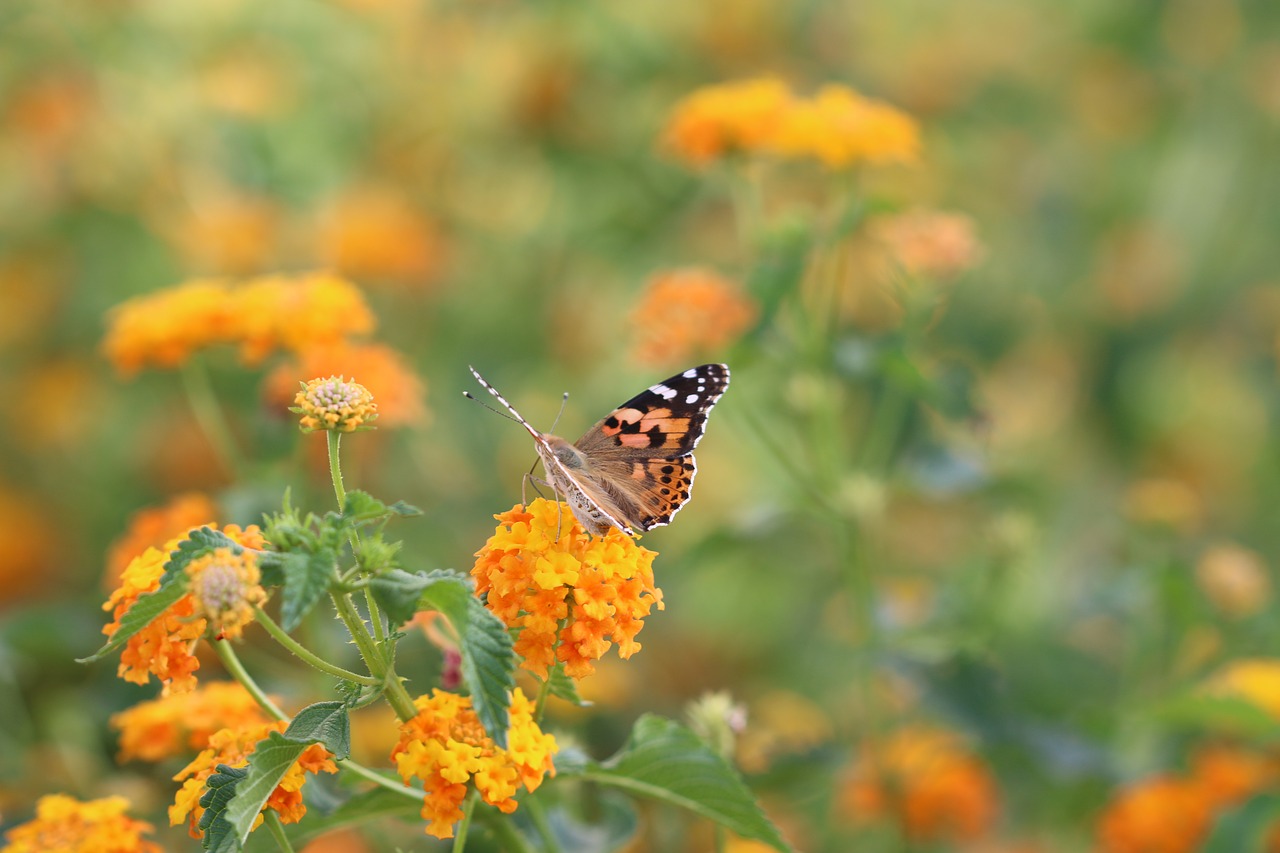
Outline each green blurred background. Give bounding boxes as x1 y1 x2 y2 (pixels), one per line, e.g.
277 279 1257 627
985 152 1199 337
3 0 1280 850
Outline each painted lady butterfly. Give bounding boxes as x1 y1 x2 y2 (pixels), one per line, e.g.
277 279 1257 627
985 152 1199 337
468 364 730 536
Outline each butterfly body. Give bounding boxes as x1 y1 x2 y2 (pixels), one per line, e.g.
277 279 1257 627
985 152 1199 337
470 364 730 536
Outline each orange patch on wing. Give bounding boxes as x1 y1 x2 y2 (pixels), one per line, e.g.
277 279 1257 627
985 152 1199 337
620 433 652 448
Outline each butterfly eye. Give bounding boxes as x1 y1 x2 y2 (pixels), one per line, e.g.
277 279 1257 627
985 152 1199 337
553 444 586 469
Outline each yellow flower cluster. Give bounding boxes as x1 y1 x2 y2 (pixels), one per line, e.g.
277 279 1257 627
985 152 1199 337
110 681 272 763
1 794 160 853
102 271 375 375
663 77 920 170
293 375 378 433
170 721 338 838
838 726 998 843
392 688 557 839
101 524 265 695
472 499 664 680
630 268 758 367
185 548 267 640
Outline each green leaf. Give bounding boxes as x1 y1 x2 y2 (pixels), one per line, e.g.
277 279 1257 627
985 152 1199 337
370 569 515 749
342 491 422 524
197 764 248 853
279 550 338 632
76 577 189 664
285 700 351 760
546 662 592 708
162 527 243 582
573 715 791 852
1204 792 1280 852
1156 695 1280 743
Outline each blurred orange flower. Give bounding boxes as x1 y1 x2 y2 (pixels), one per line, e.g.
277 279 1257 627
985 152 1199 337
102 272 376 376
1 793 160 853
1196 544 1270 620
101 524 265 695
163 194 281 276
317 188 444 284
662 77 793 166
263 343 426 428
837 725 998 843
472 499 663 679
764 84 921 169
869 209 984 280
630 268 757 366
105 493 218 590
170 721 337 838
392 688 556 839
0 488 58 605
111 681 272 763
1096 776 1211 853
1189 744 1278 809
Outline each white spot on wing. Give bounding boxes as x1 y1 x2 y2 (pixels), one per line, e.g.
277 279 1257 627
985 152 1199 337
650 383 678 400
683 368 698 378
685 393 699 404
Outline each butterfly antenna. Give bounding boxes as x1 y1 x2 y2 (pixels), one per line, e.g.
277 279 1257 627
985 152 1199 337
462 390 523 424
547 391 570 434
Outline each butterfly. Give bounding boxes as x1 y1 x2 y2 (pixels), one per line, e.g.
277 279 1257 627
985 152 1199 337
468 364 730 536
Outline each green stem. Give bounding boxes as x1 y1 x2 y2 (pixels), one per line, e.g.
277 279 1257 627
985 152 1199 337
254 607 378 686
180 359 243 480
331 591 417 722
478 808 537 853
263 810 295 853
214 640 287 722
857 376 910 474
453 790 478 853
327 430 348 509
523 796 562 853
338 758 420 799
534 675 553 724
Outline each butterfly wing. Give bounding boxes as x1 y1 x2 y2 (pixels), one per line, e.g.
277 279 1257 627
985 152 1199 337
572 364 730 532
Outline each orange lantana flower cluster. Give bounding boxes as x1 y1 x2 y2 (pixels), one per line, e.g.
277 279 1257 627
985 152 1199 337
110 681 272 763
392 688 557 840
292 375 378 433
170 721 338 838
630 268 758 367
867 209 984 282
472 499 664 680
102 271 374 375
663 77 920 170
838 725 998 844
1 794 161 853
101 524 265 695
184 548 268 640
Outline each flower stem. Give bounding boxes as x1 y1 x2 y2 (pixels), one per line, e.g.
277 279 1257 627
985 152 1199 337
478 808 537 853
331 590 417 722
180 358 243 480
254 606 378 686
327 430 347 509
214 639 287 722
263 810 295 853
337 758 420 799
453 790 478 853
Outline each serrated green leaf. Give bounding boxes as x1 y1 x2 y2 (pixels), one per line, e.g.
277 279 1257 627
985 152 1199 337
342 490 390 522
76 578 188 664
1204 792 1280 852
369 569 514 749
285 701 351 760
198 764 248 853
546 663 592 708
573 715 791 852
163 527 242 581
280 550 337 632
